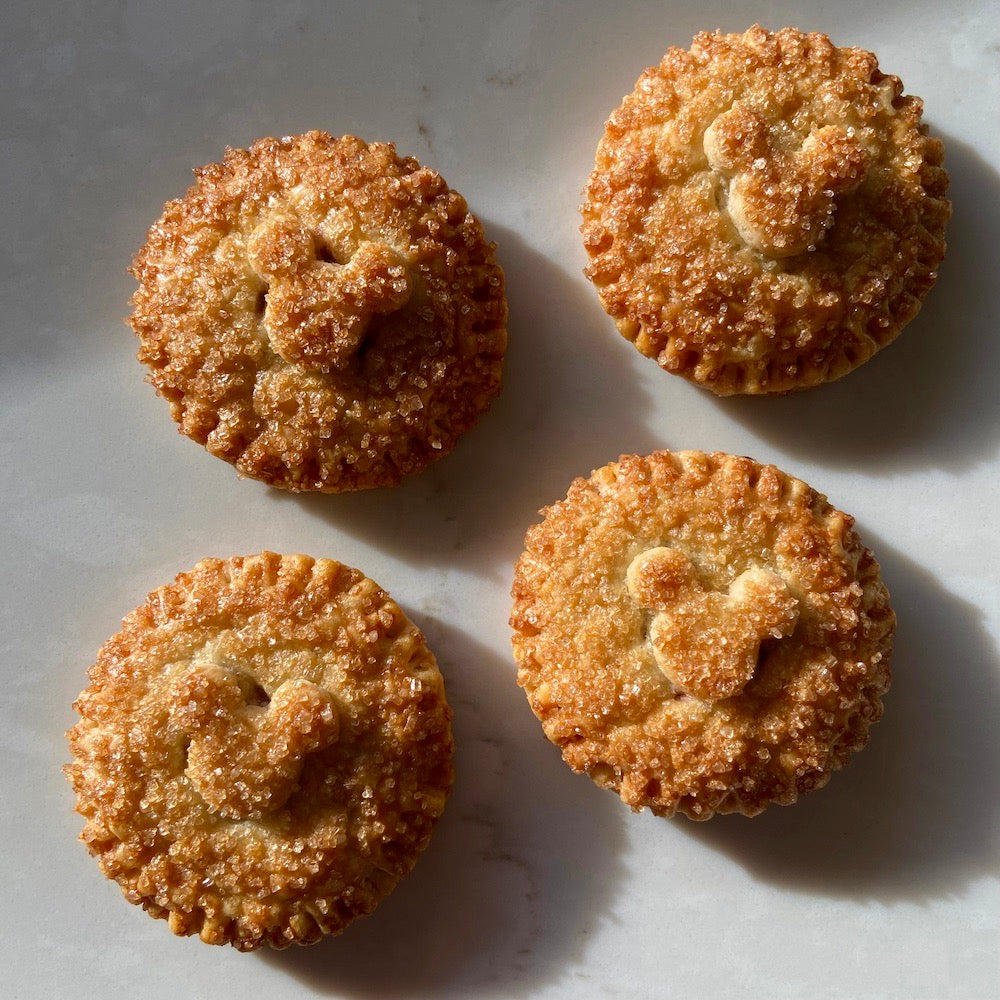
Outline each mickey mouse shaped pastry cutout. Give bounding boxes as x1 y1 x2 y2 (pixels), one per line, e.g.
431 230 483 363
168 662 340 820
626 546 799 701
703 104 868 258
247 215 413 373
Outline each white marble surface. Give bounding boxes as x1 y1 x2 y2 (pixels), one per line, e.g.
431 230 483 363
2 2 998 997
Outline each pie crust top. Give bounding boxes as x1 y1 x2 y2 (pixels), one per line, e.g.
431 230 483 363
511 451 894 819
130 132 507 490
581 26 950 394
67 552 454 949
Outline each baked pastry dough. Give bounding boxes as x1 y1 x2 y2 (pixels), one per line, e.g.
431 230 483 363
66 553 453 948
511 451 894 819
581 26 950 394
129 132 507 490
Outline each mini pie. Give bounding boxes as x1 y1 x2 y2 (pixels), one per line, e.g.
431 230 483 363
510 451 894 819
66 552 453 949
581 26 950 394
129 131 507 491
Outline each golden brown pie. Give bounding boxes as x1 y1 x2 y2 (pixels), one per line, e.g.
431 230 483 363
129 132 507 490
511 451 894 819
66 552 453 948
581 26 950 394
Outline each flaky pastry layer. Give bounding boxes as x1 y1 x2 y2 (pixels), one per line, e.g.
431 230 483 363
67 553 453 949
510 451 894 819
581 26 950 394
130 132 507 490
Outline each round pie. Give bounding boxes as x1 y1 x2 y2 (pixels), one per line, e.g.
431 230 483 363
581 26 950 394
510 451 894 819
129 131 507 491
66 552 454 949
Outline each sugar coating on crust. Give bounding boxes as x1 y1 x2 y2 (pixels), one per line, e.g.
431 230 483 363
510 451 894 819
66 553 454 949
130 132 507 491
581 26 950 395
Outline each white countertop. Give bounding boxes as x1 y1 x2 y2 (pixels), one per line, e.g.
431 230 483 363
2 2 997 997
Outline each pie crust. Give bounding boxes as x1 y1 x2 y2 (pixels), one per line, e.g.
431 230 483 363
67 552 453 948
129 132 507 490
511 451 894 819
581 26 950 394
